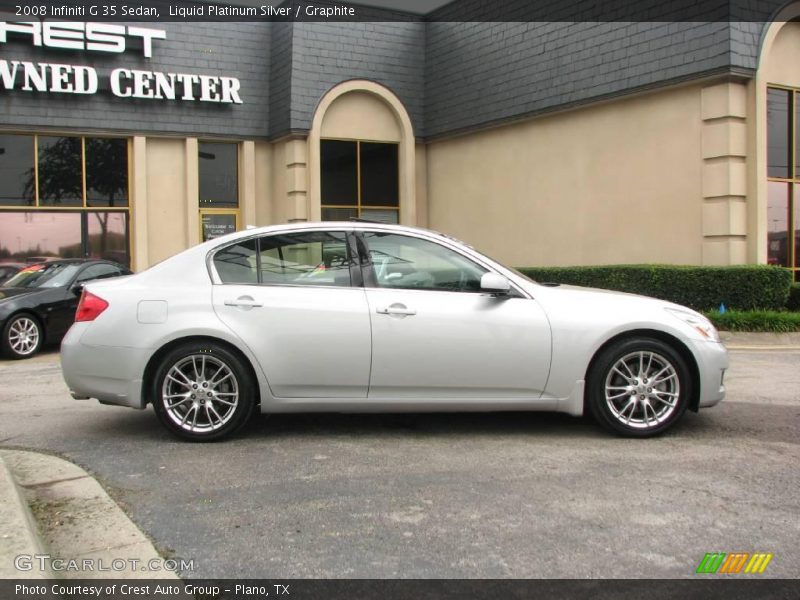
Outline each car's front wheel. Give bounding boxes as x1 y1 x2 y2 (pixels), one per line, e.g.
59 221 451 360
587 337 691 437
2 314 43 359
152 342 255 441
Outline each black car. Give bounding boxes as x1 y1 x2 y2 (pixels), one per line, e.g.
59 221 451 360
0 259 132 359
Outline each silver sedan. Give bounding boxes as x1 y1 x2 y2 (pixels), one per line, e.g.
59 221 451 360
60 222 728 441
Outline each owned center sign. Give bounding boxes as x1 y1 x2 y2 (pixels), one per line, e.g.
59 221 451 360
0 21 244 104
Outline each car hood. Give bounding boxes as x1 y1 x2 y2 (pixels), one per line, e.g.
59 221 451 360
543 283 674 305
527 281 708 326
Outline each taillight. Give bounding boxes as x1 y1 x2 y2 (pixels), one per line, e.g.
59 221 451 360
75 291 109 322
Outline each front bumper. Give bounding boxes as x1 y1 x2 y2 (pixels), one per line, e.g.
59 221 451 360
688 338 728 409
61 323 150 409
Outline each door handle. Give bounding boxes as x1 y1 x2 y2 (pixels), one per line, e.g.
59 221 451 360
376 303 416 316
224 297 263 309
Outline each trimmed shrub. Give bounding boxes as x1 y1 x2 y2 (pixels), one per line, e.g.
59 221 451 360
705 310 800 332
515 265 792 311
788 283 800 312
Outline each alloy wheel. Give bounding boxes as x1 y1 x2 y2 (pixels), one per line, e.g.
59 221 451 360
161 354 240 434
8 317 40 356
604 350 680 430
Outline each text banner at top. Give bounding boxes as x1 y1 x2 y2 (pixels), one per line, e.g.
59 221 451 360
0 0 796 22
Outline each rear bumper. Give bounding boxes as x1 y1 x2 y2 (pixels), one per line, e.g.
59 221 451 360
689 338 728 409
61 323 150 409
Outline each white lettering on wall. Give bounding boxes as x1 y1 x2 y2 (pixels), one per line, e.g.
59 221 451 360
2 60 98 95
0 21 166 57
0 21 245 105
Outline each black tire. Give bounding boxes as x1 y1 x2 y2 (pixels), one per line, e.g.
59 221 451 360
1 313 44 359
587 337 691 437
152 342 255 441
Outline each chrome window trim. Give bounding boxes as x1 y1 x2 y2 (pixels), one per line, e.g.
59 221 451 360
356 228 531 299
207 228 354 288
205 223 532 299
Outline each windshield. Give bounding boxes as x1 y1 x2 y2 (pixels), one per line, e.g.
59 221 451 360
2 263 81 289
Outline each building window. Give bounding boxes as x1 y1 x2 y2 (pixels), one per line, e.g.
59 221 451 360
0 134 130 267
321 140 399 223
199 141 239 241
767 86 799 279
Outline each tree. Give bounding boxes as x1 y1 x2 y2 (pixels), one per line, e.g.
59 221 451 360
22 138 128 260
23 137 82 205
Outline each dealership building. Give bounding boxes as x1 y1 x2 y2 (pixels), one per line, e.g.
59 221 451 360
0 1 799 279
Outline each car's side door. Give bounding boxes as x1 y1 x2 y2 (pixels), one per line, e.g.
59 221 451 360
210 230 372 399
359 231 552 401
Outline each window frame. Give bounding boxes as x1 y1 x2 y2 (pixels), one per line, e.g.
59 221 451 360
320 138 400 223
766 84 799 279
198 141 241 244
198 141 240 209
199 208 240 243
0 133 132 267
355 230 493 294
210 230 360 289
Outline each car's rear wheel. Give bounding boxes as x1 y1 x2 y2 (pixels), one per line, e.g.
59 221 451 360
152 342 254 441
2 314 43 359
587 337 691 437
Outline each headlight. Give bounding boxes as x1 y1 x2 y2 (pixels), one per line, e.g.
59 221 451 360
665 308 720 342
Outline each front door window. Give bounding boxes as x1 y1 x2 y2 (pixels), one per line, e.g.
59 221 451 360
361 232 487 292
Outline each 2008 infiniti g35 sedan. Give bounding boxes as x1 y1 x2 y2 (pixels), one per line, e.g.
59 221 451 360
60 222 728 441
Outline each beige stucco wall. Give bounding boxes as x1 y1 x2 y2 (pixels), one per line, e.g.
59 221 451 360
320 91 402 142
254 141 272 225
426 84 706 267
131 136 273 270
415 143 429 228
760 20 800 86
144 137 189 265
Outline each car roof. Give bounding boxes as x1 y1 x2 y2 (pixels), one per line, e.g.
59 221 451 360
216 221 465 246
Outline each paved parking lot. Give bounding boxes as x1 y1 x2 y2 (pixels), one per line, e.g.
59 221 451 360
0 348 798 579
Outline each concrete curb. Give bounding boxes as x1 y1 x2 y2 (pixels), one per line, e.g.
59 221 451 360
0 449 180 580
0 455 52 579
720 331 800 350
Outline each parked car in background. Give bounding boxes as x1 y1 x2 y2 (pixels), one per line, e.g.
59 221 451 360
1 259 132 359
0 262 25 286
60 222 728 441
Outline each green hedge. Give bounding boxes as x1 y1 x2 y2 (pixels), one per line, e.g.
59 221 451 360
515 265 792 312
788 283 800 312
705 310 800 332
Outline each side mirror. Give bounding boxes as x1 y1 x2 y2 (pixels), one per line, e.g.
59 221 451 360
480 273 511 295
71 283 84 297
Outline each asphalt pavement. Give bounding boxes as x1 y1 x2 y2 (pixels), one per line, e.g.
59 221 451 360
0 344 798 579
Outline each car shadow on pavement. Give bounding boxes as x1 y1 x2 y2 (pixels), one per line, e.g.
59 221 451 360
243 411 604 441
72 400 799 446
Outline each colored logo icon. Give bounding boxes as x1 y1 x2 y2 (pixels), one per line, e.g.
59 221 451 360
696 552 773 574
